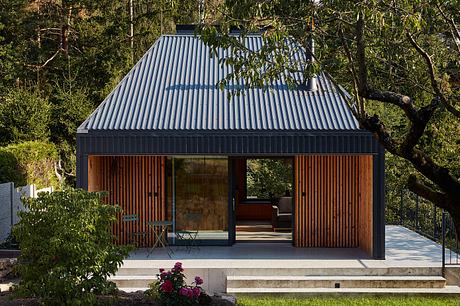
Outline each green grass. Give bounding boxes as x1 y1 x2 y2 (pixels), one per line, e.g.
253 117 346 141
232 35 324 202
236 295 460 306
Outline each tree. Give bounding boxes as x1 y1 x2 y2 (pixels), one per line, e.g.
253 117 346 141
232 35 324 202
0 0 201 184
50 84 94 185
0 87 51 145
247 159 292 199
0 0 25 92
199 0 460 235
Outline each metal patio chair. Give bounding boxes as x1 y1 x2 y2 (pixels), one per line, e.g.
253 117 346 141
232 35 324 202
121 214 147 247
176 212 202 252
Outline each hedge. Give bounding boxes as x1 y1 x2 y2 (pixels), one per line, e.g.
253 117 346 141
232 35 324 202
0 141 59 188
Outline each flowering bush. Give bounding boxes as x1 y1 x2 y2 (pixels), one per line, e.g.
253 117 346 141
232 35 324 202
154 262 210 306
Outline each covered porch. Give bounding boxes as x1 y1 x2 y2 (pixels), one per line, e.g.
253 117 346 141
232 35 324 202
86 153 380 257
124 225 448 265
111 226 460 294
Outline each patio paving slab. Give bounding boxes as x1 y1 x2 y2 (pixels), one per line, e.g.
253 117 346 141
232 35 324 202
123 226 451 269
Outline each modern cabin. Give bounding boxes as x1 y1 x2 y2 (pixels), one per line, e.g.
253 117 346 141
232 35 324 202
76 29 385 259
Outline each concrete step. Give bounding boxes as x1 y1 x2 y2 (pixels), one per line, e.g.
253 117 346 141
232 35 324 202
115 268 160 276
116 266 442 277
109 275 156 288
226 275 446 289
227 286 460 295
118 287 149 293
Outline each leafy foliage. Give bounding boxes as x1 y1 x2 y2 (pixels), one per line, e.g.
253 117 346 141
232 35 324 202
50 85 94 184
0 87 51 145
12 189 130 305
0 0 201 185
200 0 460 232
246 159 292 199
0 141 59 188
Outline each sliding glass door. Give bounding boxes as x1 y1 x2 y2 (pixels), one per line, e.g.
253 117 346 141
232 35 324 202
169 156 229 244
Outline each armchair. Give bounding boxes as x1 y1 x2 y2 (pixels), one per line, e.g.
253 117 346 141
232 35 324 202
272 196 293 231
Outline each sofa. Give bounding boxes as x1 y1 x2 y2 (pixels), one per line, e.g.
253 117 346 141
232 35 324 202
272 196 293 231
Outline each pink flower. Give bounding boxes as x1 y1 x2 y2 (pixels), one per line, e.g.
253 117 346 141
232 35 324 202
179 287 194 298
159 268 165 272
180 287 194 298
192 287 201 298
194 276 203 285
173 262 183 272
179 287 189 296
160 271 168 279
160 280 173 293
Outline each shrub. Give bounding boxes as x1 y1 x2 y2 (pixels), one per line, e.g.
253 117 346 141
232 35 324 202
0 141 59 188
151 262 211 306
12 188 131 305
0 87 51 145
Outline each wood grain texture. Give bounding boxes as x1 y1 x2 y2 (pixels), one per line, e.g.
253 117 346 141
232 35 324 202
294 155 373 254
358 155 373 255
87 155 166 247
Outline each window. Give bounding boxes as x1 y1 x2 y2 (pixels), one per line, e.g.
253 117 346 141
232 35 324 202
246 158 293 200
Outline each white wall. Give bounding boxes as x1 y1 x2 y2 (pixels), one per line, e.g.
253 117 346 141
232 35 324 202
0 183 53 243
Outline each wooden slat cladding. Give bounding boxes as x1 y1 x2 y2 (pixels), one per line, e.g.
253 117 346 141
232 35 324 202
294 155 373 254
358 155 373 255
88 155 166 247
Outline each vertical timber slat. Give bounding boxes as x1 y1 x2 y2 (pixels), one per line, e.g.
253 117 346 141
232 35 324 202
294 155 373 254
87 155 166 247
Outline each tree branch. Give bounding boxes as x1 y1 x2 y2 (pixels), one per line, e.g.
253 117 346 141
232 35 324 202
436 3 460 55
399 97 439 155
355 12 368 97
406 147 460 197
357 113 400 154
406 31 460 119
354 13 423 123
353 13 441 155
25 49 62 70
340 29 364 115
407 175 450 210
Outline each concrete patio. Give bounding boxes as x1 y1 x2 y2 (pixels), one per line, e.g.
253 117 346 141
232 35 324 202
124 225 451 267
113 226 460 294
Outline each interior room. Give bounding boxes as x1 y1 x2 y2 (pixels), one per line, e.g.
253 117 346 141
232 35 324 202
234 157 293 242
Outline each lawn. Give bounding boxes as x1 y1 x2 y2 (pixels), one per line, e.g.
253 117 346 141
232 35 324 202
236 295 460 306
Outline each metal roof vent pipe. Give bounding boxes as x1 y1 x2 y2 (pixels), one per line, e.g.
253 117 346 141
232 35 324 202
306 22 318 91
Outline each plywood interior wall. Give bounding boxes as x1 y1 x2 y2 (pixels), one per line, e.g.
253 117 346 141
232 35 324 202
88 155 166 247
294 155 373 255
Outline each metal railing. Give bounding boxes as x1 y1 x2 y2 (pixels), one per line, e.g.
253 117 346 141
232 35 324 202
442 211 459 268
393 189 458 270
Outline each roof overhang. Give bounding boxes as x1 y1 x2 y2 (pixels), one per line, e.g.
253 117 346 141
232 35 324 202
77 129 379 156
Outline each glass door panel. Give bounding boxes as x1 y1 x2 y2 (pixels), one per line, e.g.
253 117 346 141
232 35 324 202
173 157 228 241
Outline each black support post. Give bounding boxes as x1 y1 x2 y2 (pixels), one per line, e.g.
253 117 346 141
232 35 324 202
400 189 404 226
373 143 385 259
415 194 420 232
442 210 446 277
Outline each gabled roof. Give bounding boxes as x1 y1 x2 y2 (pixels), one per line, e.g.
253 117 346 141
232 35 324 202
78 34 359 133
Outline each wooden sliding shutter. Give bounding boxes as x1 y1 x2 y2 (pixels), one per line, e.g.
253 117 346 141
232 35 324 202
294 155 373 252
88 155 166 247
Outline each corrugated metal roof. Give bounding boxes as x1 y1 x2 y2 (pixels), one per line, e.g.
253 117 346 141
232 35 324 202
78 34 359 132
